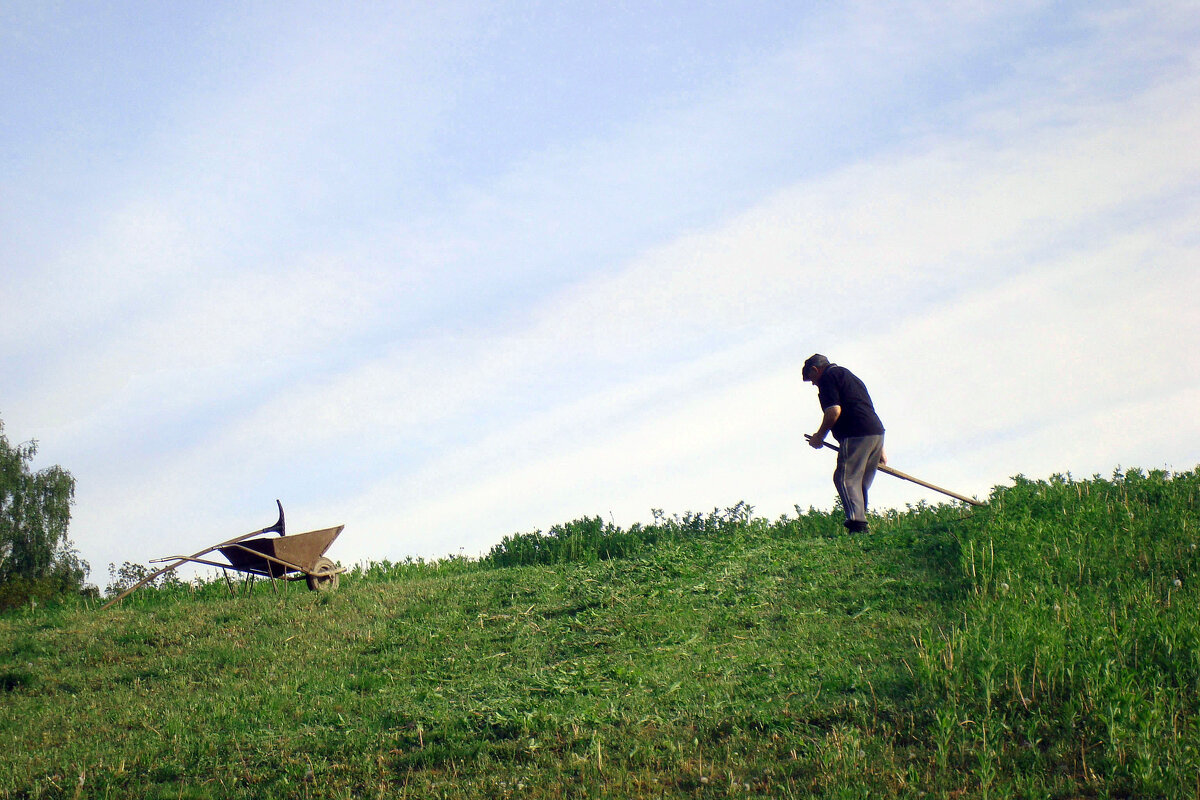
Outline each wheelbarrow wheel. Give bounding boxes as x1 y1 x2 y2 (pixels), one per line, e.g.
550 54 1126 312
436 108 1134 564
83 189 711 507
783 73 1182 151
306 557 340 592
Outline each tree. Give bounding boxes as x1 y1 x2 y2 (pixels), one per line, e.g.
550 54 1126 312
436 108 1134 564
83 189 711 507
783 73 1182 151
0 417 88 609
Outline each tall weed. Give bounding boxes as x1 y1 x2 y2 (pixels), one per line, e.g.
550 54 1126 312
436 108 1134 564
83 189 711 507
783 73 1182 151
913 468 1200 797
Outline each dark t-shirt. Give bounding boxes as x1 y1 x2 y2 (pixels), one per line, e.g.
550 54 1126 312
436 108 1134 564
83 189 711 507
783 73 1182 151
817 364 885 442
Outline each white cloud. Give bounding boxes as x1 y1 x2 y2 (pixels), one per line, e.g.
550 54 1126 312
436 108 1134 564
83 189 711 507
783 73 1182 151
512 65 1200 371
307 63 1200 563
6 2 1200 580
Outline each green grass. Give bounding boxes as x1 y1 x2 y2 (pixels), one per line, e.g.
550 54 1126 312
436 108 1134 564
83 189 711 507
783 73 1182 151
2 468 1198 798
911 469 1200 798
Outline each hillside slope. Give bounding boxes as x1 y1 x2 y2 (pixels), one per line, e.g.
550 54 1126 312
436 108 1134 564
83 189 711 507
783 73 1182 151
2 469 1198 799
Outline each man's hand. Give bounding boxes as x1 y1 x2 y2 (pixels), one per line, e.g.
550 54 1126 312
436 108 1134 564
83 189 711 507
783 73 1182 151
808 405 840 450
879 449 888 465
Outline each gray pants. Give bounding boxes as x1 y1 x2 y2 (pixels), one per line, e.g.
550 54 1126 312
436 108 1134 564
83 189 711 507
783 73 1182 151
834 435 884 528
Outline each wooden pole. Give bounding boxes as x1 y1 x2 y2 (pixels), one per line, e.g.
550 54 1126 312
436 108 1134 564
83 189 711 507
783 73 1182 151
805 435 984 507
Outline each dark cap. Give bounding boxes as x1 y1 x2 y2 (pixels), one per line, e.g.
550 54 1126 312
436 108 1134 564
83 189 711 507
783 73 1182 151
803 354 829 371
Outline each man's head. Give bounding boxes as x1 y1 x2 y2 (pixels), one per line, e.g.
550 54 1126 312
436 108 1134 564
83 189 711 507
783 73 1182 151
802 353 830 383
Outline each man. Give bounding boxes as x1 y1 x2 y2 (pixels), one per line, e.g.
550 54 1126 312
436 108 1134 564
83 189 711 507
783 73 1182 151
802 354 886 534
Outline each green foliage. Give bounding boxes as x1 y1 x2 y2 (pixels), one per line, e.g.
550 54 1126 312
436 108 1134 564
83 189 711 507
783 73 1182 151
3 467 1200 798
0 419 86 610
104 561 191 597
911 468 1200 798
484 502 834 568
486 515 651 567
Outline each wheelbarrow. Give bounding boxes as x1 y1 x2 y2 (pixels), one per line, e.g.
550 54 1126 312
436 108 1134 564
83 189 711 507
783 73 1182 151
102 501 345 610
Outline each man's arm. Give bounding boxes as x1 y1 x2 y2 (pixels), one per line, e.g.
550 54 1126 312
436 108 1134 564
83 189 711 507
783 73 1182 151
809 405 841 448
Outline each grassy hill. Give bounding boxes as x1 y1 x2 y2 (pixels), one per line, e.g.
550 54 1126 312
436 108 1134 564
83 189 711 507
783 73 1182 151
2 468 1198 799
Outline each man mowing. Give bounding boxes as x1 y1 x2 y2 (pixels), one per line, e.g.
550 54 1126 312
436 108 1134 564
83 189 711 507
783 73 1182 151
802 354 886 534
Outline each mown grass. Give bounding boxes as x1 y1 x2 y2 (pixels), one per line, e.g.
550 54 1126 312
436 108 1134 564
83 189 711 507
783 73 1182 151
1 468 1198 798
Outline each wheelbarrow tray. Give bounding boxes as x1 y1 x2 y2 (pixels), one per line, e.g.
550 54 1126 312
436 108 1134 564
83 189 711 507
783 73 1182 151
218 525 344 579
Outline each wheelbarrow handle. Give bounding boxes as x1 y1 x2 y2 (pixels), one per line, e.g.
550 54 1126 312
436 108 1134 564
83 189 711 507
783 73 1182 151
101 500 289 610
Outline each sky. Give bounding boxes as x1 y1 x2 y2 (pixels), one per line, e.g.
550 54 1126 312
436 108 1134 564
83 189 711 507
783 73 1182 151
3 1 1199 585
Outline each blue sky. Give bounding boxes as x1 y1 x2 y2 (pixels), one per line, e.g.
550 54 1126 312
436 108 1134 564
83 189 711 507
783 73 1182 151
3 1 1199 582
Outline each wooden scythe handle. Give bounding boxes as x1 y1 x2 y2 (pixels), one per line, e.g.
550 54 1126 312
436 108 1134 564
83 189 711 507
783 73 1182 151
805 435 984 507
